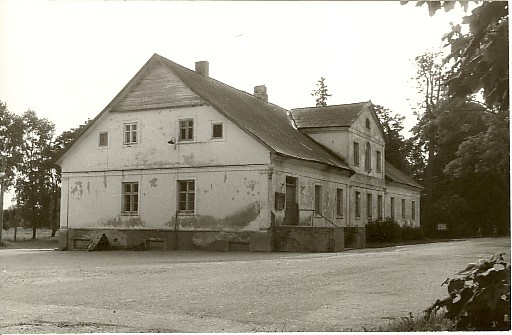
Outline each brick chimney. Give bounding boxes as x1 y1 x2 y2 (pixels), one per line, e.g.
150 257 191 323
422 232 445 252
254 85 268 103
195 61 209 78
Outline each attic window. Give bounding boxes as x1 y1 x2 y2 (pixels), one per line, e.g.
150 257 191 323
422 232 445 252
124 123 138 145
365 117 371 129
179 119 194 142
98 132 108 147
211 123 223 139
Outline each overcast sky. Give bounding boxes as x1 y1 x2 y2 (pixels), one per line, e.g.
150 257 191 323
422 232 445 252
1 0 472 137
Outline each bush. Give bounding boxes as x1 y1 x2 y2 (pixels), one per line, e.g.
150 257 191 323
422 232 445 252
366 218 424 243
426 253 511 331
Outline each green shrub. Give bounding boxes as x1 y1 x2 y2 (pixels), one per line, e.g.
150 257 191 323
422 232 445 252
366 218 424 243
426 253 511 331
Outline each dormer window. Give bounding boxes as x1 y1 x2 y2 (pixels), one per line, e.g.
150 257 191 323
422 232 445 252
365 117 371 129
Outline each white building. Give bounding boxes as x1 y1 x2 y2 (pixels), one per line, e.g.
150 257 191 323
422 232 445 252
55 54 422 252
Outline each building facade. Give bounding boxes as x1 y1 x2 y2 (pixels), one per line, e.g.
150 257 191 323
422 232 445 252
55 54 422 252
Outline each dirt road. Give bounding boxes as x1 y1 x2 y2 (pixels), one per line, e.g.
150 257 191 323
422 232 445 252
0 237 509 333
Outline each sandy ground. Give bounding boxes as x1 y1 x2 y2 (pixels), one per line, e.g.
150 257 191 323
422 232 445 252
0 237 509 333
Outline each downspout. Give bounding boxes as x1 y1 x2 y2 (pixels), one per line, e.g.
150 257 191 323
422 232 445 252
268 154 275 251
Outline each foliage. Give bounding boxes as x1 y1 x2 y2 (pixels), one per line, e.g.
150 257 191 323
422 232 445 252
426 253 511 331
373 104 412 174
371 311 454 331
0 101 24 188
366 218 424 244
311 77 332 107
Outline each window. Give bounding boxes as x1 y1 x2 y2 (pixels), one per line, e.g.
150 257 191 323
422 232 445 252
179 119 194 142
122 182 139 214
178 180 195 212
402 199 406 220
412 201 416 220
365 117 371 129
364 142 372 171
377 194 383 219
355 191 361 218
353 142 360 166
98 132 108 147
367 193 373 219
390 197 395 219
376 150 382 173
211 123 223 139
336 188 344 218
314 185 322 214
124 123 138 145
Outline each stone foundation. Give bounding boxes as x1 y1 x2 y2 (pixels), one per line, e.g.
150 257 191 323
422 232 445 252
58 228 272 252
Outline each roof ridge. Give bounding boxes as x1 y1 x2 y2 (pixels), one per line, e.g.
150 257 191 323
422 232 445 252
291 101 371 111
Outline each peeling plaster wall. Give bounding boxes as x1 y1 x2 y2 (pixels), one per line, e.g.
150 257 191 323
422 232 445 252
60 105 270 173
60 166 270 232
271 158 351 228
385 183 421 227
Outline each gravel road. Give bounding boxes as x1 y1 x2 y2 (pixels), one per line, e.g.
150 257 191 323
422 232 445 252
1 237 509 333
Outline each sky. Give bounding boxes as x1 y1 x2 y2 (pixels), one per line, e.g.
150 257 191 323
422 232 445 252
0 1 471 208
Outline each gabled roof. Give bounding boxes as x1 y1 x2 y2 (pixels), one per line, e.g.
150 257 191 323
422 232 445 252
291 102 372 128
385 161 423 189
55 54 352 172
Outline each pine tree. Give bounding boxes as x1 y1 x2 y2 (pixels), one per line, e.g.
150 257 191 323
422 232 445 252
311 77 332 107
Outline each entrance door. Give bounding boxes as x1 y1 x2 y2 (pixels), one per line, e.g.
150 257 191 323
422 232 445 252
284 176 299 225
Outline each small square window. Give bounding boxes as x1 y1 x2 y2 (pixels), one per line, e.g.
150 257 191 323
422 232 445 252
99 132 108 147
212 123 223 139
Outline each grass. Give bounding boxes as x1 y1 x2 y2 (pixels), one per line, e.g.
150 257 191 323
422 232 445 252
0 228 58 249
366 311 454 332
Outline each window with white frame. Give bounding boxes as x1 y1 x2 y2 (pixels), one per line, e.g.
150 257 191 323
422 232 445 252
178 180 195 212
123 123 138 145
122 182 139 214
179 119 194 142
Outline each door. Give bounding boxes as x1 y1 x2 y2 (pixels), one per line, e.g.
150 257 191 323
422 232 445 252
284 176 299 225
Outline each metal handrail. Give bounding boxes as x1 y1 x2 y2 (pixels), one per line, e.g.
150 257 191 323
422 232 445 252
298 209 338 228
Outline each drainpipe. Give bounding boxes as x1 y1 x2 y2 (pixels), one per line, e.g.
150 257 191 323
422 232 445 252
66 176 70 250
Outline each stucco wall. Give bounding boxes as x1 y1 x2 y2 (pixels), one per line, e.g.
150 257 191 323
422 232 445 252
60 105 270 173
385 183 421 227
61 166 271 232
271 157 351 228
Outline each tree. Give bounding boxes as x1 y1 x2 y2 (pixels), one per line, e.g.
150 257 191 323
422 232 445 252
311 77 332 107
373 104 412 174
15 110 55 239
413 1 509 112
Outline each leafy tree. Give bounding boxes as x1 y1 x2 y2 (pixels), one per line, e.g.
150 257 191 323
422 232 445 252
0 101 24 188
415 1 509 112
373 104 412 174
311 77 332 107
15 110 55 239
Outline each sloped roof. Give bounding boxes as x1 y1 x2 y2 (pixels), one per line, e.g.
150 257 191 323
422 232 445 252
153 54 352 171
385 161 423 189
55 54 352 172
291 102 372 128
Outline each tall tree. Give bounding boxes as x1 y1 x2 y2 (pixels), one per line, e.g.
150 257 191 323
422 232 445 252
373 104 412 174
311 77 332 107
15 110 55 239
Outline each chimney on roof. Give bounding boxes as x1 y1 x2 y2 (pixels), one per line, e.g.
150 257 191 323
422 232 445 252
195 61 209 78
254 85 268 103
